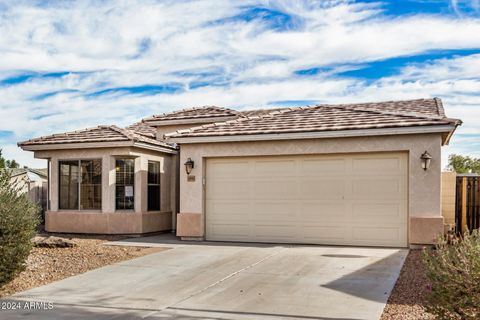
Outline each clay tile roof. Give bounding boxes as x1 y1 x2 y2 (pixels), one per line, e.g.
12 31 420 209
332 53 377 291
18 125 175 150
166 98 459 138
143 106 239 122
125 121 157 138
237 107 286 117
331 98 446 118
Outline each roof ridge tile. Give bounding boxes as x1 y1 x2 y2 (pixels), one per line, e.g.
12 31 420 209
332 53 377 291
434 97 446 117
144 105 239 122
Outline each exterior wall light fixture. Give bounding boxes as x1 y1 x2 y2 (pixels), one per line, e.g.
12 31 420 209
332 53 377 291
420 151 432 171
184 158 194 175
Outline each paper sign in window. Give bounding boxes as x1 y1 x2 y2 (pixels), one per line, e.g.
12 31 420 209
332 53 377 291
125 186 134 197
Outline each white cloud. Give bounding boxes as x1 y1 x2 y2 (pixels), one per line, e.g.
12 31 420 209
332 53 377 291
0 0 479 167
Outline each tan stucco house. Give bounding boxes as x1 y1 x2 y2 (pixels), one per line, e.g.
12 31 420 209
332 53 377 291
18 98 461 247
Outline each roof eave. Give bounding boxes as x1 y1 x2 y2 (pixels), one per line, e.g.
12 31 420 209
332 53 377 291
132 142 178 154
19 140 177 154
441 119 462 146
19 141 134 151
168 124 458 144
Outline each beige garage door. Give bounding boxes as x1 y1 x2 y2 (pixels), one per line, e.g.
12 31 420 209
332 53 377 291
205 153 408 247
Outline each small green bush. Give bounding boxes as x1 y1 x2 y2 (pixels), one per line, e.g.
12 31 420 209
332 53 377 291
423 230 480 320
0 169 40 288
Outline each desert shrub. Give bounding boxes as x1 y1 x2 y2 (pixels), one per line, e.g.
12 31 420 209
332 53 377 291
0 169 39 288
423 230 480 320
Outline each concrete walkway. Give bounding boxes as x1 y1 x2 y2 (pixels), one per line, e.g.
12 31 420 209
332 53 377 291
0 238 407 320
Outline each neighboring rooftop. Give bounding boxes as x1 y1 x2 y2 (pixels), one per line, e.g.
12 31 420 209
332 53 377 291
18 125 176 150
166 98 459 139
8 167 48 178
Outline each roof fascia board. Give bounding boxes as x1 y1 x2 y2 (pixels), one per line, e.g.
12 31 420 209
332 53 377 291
169 125 457 144
145 116 239 126
442 122 462 146
21 140 177 154
132 142 178 154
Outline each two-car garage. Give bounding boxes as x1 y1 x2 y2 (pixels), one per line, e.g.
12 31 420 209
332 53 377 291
172 99 454 247
205 153 408 247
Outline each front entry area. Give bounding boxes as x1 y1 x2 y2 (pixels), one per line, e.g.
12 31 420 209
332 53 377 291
205 152 408 247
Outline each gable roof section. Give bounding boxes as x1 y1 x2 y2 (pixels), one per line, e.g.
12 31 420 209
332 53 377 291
143 106 239 125
166 99 460 144
18 125 176 152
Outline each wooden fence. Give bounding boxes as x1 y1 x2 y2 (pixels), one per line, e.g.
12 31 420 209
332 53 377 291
455 175 480 233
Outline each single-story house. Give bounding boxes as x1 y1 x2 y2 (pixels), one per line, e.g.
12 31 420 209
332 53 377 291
18 98 461 247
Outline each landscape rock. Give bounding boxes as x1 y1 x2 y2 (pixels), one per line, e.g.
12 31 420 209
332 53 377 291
33 236 77 248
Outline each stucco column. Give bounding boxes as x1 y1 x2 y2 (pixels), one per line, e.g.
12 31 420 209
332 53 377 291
105 155 116 213
169 154 179 230
49 158 59 211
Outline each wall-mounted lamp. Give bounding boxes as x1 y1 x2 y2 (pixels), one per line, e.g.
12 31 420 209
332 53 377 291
420 151 432 171
184 158 195 175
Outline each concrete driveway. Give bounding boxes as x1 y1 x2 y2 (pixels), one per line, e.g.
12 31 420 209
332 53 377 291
1 238 407 320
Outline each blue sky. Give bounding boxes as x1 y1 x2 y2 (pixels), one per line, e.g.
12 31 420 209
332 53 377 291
0 0 480 167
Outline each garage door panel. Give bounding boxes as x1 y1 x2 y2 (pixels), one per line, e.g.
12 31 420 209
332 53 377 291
207 180 251 200
208 201 249 218
352 226 403 243
352 203 403 220
301 159 347 175
254 160 296 176
302 225 348 241
300 179 346 200
207 160 250 177
254 180 297 199
208 223 250 239
206 153 408 247
352 157 402 173
253 202 297 221
254 224 297 240
352 178 404 199
301 202 347 222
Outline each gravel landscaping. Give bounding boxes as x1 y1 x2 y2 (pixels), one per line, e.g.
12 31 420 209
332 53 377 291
381 250 434 320
0 233 168 298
